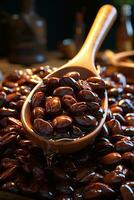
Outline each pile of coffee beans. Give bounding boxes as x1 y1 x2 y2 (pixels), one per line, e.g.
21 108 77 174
31 72 105 140
0 66 134 200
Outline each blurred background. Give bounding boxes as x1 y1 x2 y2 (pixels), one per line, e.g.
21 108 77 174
0 0 134 67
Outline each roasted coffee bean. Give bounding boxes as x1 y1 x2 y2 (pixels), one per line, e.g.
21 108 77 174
56 182 74 194
70 102 88 114
111 135 130 143
0 166 17 182
83 182 115 199
87 76 105 91
0 108 18 118
125 84 134 94
71 126 83 138
74 115 97 127
118 99 134 113
33 118 53 137
99 152 122 165
104 170 125 187
106 119 123 135
78 90 99 102
77 80 91 90
0 134 17 149
120 184 134 200
123 127 134 137
1 158 18 168
122 152 134 166
31 91 45 108
44 77 59 88
94 140 114 155
53 86 74 97
113 113 125 124
32 107 45 119
16 100 24 110
45 97 61 114
108 97 116 105
53 167 70 180
108 87 123 97
59 77 80 92
86 102 100 112
115 140 133 153
62 95 77 108
125 114 134 126
75 168 96 183
52 115 72 129
64 71 80 81
111 106 123 114
7 92 21 102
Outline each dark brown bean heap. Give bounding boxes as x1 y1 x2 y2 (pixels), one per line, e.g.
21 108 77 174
31 72 105 140
0 66 134 200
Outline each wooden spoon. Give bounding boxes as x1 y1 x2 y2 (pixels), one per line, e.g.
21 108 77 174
21 5 117 154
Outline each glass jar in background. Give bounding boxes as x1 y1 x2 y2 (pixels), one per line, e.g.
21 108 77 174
9 0 47 65
116 4 133 52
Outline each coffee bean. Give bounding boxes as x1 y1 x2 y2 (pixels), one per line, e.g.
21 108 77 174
62 95 77 108
125 115 134 126
77 80 91 90
31 91 45 108
74 115 97 127
106 119 123 135
123 127 134 137
108 87 123 97
70 102 88 114
53 86 74 97
71 126 83 138
120 184 134 200
111 106 123 114
45 97 61 115
125 84 134 94
59 77 80 92
113 113 125 124
118 99 134 113
52 115 72 129
99 152 122 165
32 107 45 119
115 140 133 153
87 76 105 91
83 182 115 199
78 90 99 102
87 102 100 112
64 71 80 81
104 170 125 187
76 168 96 183
0 166 17 182
0 92 7 107
33 118 53 137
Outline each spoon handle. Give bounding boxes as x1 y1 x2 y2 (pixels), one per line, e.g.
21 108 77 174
68 4 117 75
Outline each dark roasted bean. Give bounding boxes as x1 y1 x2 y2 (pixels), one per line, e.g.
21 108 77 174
87 102 100 112
123 127 134 137
0 108 18 118
0 92 7 107
104 170 125 187
62 95 77 108
33 118 53 137
113 113 125 124
124 84 134 94
118 99 134 113
120 184 134 200
78 90 99 102
52 115 72 129
45 97 61 114
0 166 17 182
115 140 133 153
32 107 45 119
74 115 97 127
83 182 115 199
70 102 88 114
108 87 123 97
106 119 123 135
76 168 96 183
59 77 80 92
64 71 80 81
111 106 123 114
53 86 74 97
87 76 105 91
31 91 45 108
99 152 122 165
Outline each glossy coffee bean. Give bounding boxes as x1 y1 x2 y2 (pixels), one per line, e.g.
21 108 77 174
99 152 122 165
83 182 115 199
87 102 100 112
32 107 45 119
87 76 105 91
53 86 74 97
33 118 53 137
62 95 77 108
123 127 134 137
59 77 80 92
71 126 83 138
0 92 7 107
0 108 17 118
74 115 97 127
118 99 134 113
44 77 59 88
125 115 134 126
78 90 99 102
45 97 61 114
106 119 123 135
77 80 91 90
52 115 72 129
70 102 88 114
104 170 125 187
108 87 123 97
122 152 134 166
63 71 80 81
115 140 133 153
0 166 17 182
120 184 134 200
124 84 134 94
31 91 45 108
76 168 96 183
113 113 125 124
111 106 123 115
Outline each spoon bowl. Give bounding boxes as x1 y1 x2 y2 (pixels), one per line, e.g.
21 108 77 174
21 4 117 154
